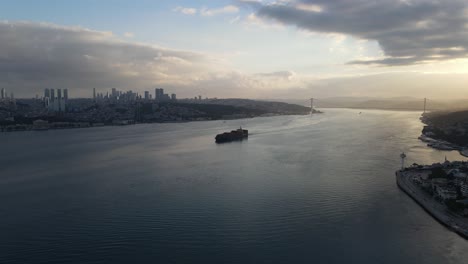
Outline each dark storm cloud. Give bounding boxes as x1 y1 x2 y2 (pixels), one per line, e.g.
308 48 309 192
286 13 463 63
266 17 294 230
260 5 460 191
0 21 214 97
246 0 468 65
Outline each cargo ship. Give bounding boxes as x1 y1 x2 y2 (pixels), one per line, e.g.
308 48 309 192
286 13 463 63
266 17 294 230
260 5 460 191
215 127 248 143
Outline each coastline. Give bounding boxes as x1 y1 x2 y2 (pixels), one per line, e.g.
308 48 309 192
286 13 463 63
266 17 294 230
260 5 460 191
419 134 468 158
0 112 318 133
396 170 468 239
418 114 468 157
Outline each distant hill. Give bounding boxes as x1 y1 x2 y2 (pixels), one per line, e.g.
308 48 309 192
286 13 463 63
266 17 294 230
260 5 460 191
180 98 312 115
267 97 468 111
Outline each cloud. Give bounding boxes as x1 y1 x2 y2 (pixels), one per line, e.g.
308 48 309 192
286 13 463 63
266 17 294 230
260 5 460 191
4 21 468 100
0 21 232 97
0 21 305 98
244 13 285 29
256 70 296 80
243 0 468 65
200 5 240 16
123 32 134 38
229 16 241 24
173 5 240 17
173 6 197 15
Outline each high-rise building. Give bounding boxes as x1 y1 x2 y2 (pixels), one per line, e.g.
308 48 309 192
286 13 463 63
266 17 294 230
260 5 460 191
50 89 55 101
111 88 117 99
171 93 177 100
48 89 66 112
44 97 50 108
93 88 96 101
57 89 62 111
155 88 164 101
1 88 5 99
44 88 50 98
144 91 150 100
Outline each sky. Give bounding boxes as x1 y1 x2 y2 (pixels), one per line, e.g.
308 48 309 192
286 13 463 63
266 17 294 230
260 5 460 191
2 0 468 99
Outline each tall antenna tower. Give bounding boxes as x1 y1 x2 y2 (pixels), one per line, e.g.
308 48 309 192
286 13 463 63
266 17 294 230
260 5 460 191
310 98 314 114
400 152 407 170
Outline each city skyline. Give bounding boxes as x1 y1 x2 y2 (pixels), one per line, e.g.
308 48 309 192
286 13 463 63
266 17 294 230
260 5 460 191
3 1 468 99
39 87 180 101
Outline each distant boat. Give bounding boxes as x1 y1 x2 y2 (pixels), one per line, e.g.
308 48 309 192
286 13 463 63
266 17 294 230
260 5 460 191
215 127 248 143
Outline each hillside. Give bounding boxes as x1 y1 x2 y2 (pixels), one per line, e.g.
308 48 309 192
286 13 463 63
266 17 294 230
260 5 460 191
180 98 313 115
422 110 468 146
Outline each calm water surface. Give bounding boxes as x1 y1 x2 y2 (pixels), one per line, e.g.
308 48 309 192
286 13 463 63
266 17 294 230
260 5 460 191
1 109 467 263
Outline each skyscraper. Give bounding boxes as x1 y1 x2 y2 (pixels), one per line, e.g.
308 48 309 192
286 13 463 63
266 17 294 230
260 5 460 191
50 89 55 101
63 89 68 101
57 89 62 112
93 88 96 101
144 91 150 100
155 88 164 101
44 88 50 98
1 88 5 99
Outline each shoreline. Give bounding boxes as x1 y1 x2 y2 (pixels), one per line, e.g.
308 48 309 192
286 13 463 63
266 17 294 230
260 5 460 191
396 170 468 239
418 134 468 158
418 115 468 157
0 112 317 133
